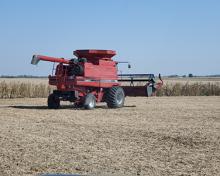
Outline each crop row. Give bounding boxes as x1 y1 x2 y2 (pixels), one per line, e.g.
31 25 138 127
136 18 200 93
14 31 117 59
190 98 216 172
0 81 220 98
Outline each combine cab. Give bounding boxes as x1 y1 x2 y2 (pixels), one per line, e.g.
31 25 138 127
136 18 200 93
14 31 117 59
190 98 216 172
31 49 163 109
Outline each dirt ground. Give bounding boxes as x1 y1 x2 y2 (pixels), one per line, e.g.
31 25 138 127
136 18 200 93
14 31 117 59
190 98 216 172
0 96 219 176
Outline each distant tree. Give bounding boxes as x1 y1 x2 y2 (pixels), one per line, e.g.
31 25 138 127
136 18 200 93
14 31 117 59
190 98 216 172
188 73 193 78
168 75 179 78
182 75 186 78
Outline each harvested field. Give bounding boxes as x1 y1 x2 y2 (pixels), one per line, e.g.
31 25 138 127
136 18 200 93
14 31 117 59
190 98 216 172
0 97 220 176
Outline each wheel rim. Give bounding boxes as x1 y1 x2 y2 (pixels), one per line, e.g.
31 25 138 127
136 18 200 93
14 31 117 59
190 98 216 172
88 98 95 108
116 90 124 105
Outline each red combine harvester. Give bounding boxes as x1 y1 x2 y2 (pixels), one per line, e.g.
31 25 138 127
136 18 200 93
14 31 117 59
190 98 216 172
31 50 163 109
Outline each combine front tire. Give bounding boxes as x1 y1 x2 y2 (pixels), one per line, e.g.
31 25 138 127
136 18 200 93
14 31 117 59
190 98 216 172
84 93 96 110
48 94 60 109
106 86 125 108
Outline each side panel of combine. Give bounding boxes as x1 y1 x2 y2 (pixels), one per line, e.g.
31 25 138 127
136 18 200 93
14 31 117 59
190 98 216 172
84 61 117 79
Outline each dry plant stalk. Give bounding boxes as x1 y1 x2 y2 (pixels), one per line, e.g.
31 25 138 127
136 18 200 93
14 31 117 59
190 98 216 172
0 81 220 98
156 82 220 96
0 81 53 98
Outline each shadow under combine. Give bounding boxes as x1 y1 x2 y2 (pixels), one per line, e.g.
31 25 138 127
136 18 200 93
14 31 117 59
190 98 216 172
9 105 73 110
40 174 84 176
9 105 136 110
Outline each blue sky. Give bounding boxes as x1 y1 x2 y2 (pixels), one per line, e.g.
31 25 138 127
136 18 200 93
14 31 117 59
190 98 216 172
0 0 219 76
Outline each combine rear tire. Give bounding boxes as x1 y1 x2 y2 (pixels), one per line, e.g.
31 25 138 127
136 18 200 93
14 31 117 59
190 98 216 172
84 93 96 110
106 86 125 108
48 94 60 109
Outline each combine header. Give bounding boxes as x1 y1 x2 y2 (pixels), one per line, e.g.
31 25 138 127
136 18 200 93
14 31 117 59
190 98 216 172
31 50 163 109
